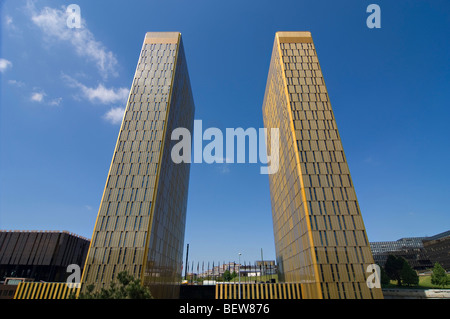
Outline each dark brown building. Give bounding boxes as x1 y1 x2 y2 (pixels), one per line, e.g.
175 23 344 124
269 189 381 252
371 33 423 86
371 230 450 272
423 231 450 270
0 230 90 283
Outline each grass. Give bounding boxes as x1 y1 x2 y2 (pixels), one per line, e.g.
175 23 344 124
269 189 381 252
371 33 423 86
228 274 278 283
184 274 279 285
383 275 450 290
418 275 450 289
188 273 450 289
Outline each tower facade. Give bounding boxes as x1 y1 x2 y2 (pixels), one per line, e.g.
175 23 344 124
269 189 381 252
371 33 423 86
262 32 383 299
81 32 195 299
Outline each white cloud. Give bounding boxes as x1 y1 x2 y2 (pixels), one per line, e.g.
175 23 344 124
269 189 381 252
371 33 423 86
8 80 25 87
103 107 125 124
28 2 118 79
30 91 45 102
220 157 232 174
0 58 13 73
5 15 13 27
62 74 128 104
30 91 63 106
209 156 232 174
29 91 63 106
81 84 128 104
364 156 380 166
4 14 21 35
49 97 63 106
220 164 231 174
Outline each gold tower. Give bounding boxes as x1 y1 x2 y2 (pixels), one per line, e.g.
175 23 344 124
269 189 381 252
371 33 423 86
81 32 195 299
262 32 383 299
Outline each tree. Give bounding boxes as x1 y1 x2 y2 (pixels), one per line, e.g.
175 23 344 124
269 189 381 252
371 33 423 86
431 262 449 288
401 261 419 286
379 265 391 286
75 271 153 299
384 255 404 286
222 270 232 282
383 255 419 286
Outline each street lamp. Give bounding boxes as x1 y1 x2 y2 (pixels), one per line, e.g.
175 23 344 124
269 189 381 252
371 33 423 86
238 253 242 299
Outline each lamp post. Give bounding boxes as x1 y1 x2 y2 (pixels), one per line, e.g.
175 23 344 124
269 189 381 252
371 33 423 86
238 253 242 299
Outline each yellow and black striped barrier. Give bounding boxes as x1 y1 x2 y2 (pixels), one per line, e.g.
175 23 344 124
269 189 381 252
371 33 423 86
13 281 302 299
215 283 303 299
14 282 79 299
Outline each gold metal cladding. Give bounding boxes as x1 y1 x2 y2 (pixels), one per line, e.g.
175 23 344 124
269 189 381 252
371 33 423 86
276 31 313 43
78 31 142 294
263 31 383 299
80 31 192 299
275 32 323 299
144 32 180 44
140 32 181 285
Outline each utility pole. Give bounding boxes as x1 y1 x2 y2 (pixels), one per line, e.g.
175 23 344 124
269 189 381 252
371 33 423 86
261 248 264 278
238 253 242 299
184 244 189 280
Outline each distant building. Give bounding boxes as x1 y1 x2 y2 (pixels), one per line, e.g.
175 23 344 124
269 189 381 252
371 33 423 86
370 237 427 255
422 230 450 270
196 261 277 279
370 230 450 271
370 237 431 270
0 230 90 299
255 260 277 276
0 230 90 282
0 278 33 299
197 262 240 278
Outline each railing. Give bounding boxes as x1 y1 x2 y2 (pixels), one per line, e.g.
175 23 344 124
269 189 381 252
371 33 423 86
215 282 302 299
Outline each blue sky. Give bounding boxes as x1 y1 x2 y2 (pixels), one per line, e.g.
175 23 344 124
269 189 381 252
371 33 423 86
1 0 449 266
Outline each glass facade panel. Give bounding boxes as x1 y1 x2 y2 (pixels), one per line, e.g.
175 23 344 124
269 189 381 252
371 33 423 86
81 32 194 299
262 32 383 299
